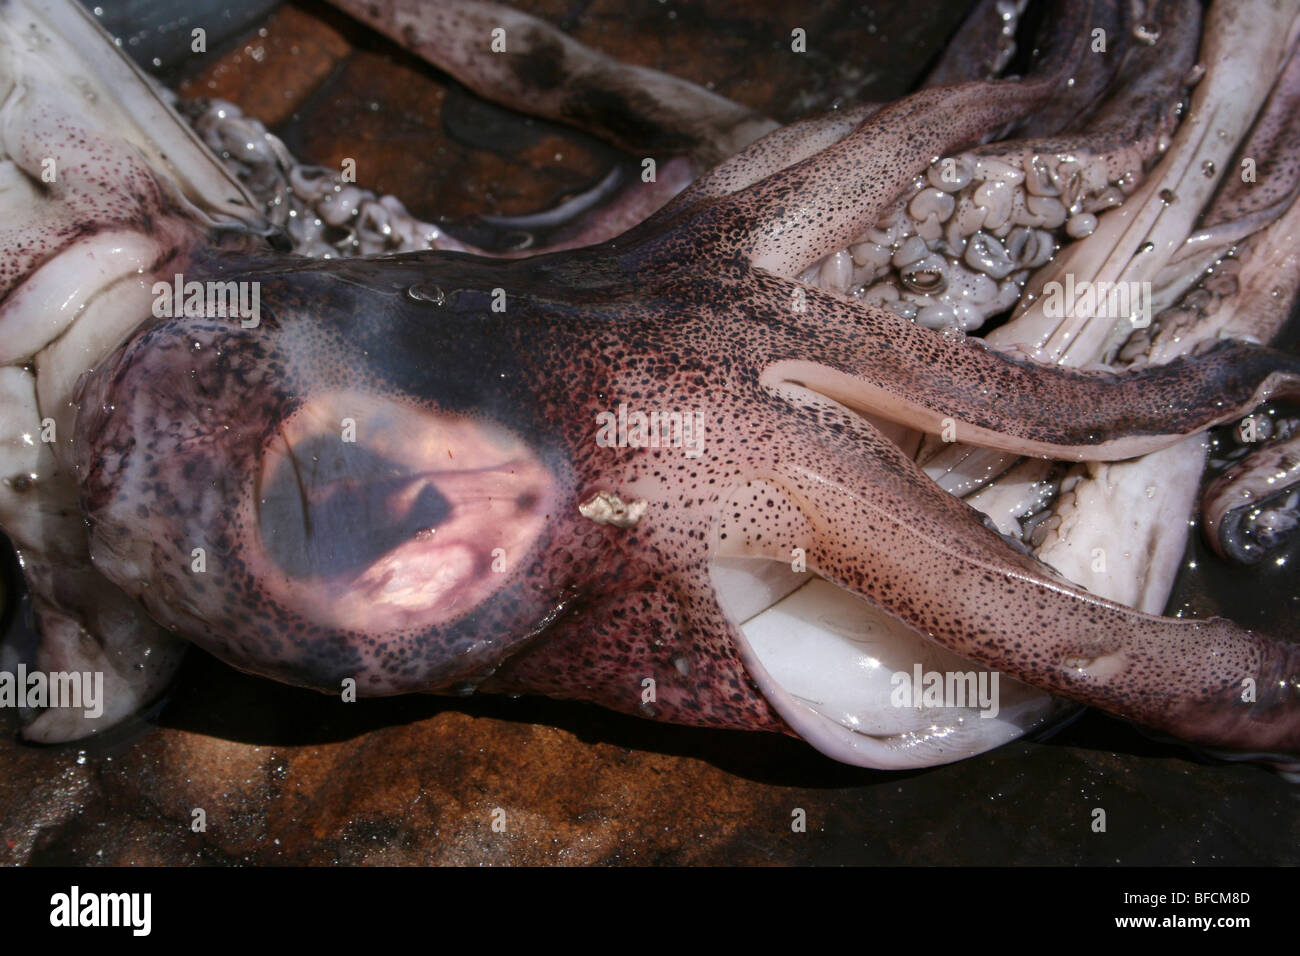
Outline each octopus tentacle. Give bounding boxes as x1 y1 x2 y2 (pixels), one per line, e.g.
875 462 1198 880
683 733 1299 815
1187 36 1300 246
324 0 776 167
923 0 1034 86
698 77 1082 278
1017 0 1195 143
742 388 1300 757
752 274 1300 461
657 103 883 210
674 1 1095 278
999 3 1124 138
836 0 1197 333
1205 429 1300 565
1000 0 1300 360
920 3 1299 612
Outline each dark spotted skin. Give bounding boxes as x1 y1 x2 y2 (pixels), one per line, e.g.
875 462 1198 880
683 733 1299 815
334 0 777 168
1203 36 1300 229
0 111 171 301
75 252 800 731
53 0 1300 759
75 199 1300 749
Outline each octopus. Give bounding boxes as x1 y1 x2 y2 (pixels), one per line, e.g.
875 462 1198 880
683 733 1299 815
1 0 1299 779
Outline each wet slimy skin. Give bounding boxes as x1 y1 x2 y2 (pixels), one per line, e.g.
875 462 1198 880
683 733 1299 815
5 0 1300 767
77 228 1300 756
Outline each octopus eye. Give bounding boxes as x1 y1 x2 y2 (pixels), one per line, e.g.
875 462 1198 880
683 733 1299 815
900 267 947 295
259 436 452 579
252 390 556 633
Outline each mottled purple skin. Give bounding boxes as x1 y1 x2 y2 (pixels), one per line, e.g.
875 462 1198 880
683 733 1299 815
0 115 186 300
1203 36 1300 229
62 0 1300 757
76 218 1300 753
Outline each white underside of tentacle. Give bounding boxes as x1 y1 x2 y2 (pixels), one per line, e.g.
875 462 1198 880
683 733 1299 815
0 0 263 742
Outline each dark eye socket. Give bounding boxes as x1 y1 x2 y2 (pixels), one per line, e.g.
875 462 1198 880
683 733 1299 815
260 437 453 579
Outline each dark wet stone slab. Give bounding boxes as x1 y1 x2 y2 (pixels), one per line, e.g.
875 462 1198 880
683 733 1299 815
4 648 1298 865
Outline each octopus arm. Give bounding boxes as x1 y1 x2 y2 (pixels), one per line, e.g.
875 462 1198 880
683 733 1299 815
737 389 1300 759
755 275 1300 462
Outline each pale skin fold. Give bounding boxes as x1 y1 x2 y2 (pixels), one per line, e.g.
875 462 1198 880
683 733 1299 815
3 0 1299 764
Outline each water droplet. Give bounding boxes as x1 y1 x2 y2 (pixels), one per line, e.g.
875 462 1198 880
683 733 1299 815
407 284 446 306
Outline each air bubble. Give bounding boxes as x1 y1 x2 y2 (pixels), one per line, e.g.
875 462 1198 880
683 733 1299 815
407 284 446 306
